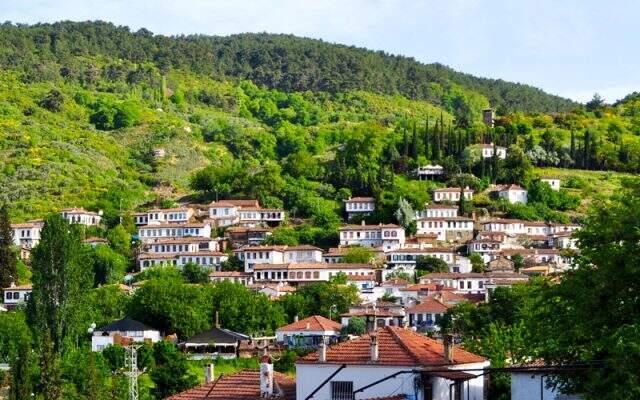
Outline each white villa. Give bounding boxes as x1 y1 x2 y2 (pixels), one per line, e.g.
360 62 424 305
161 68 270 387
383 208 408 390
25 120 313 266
498 184 528 204
2 283 32 308
137 222 212 242
433 187 474 202
344 197 375 219
295 327 489 400
91 318 161 352
253 263 374 284
208 200 285 228
138 251 228 271
481 219 527 235
421 272 529 295
60 208 102 226
417 203 459 219
11 220 43 249
133 207 194 226
339 222 405 251
416 216 474 242
233 245 324 273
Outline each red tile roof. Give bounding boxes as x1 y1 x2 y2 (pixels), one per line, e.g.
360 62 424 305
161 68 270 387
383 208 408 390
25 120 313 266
277 315 342 333
345 197 376 202
406 298 450 313
166 370 295 400
298 326 485 366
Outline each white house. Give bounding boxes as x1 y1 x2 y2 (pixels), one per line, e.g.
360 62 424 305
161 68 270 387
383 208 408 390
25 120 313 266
386 247 458 269
417 203 459 219
209 271 254 286
344 197 376 219
137 222 212 243
479 143 507 159
296 327 489 400
276 315 342 348
406 297 450 331
137 251 227 271
499 184 528 204
481 219 527 235
11 220 43 249
2 283 32 307
253 263 374 284
416 164 444 179
91 318 161 352
416 216 474 242
283 245 324 263
540 177 561 191
133 207 194 226
420 272 529 295
433 187 474 203
142 237 220 254
233 246 286 273
339 222 405 251
60 208 102 226
208 200 285 228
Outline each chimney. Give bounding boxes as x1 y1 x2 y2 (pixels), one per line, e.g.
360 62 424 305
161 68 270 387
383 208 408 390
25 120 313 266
260 353 274 398
444 334 454 363
306 322 310 330
294 315 299 323
318 337 327 362
215 311 220 328
204 363 215 383
361 220 366 226
370 334 379 362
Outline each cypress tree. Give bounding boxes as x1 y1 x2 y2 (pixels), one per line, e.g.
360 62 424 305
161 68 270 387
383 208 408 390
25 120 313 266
570 130 576 163
423 117 430 158
402 125 409 158
411 120 418 159
0 205 17 288
10 341 33 400
432 121 441 161
584 130 591 169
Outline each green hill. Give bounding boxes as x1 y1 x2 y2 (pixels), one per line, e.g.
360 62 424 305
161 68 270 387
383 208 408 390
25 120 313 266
0 21 637 227
0 21 577 118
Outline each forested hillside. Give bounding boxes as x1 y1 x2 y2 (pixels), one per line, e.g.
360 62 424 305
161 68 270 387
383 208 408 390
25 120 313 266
0 21 577 118
1 21 639 228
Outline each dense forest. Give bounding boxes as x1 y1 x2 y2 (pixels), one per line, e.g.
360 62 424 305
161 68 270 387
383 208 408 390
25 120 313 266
0 21 577 117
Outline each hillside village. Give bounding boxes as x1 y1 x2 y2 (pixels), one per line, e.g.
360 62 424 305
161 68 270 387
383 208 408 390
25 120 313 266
3 141 584 400
0 19 639 400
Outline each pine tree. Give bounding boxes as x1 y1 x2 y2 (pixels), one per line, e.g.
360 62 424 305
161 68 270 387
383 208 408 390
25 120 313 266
0 205 17 288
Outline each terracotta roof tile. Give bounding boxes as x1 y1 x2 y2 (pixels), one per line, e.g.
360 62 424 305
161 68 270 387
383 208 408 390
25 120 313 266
166 370 295 400
277 315 341 333
298 326 485 366
406 298 450 313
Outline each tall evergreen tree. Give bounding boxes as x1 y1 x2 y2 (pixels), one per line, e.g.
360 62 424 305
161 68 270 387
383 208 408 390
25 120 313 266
411 121 418 159
0 205 17 288
584 130 591 169
570 130 576 163
423 117 430 158
432 121 441 161
27 214 92 400
402 126 409 158
9 340 33 400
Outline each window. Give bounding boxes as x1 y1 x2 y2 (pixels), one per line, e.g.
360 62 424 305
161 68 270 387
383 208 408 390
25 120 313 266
330 381 354 400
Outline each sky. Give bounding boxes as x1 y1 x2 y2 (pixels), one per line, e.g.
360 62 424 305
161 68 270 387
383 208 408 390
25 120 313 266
2 0 639 103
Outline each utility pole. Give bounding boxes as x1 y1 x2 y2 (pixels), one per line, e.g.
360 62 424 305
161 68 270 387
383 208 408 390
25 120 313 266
124 344 142 400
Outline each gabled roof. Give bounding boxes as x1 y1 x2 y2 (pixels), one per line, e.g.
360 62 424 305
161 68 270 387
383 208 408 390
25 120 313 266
499 184 526 192
166 370 295 400
406 298 450 313
183 327 250 345
340 223 402 231
298 326 485 366
97 318 156 333
277 315 341 333
433 187 474 193
381 278 409 287
2 284 32 291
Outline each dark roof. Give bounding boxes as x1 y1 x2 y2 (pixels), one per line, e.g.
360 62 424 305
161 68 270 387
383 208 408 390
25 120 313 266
98 318 156 332
183 327 250 345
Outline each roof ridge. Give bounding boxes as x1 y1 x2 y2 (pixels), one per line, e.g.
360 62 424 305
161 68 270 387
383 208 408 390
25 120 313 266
385 327 423 366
